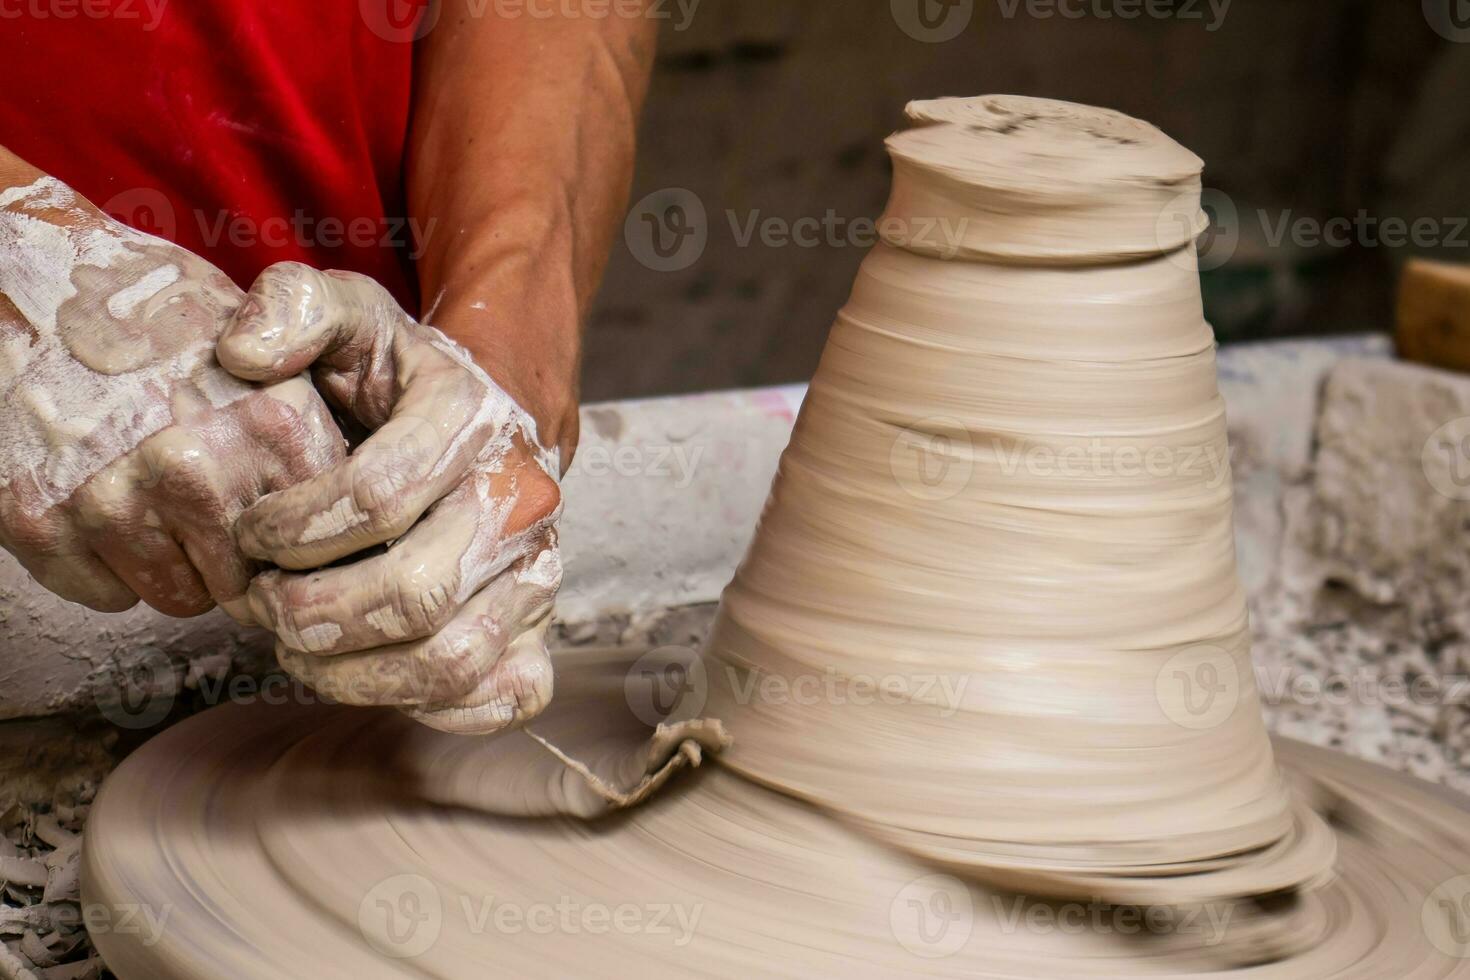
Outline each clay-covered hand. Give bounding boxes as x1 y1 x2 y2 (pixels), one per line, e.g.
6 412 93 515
0 177 345 619
216 262 564 735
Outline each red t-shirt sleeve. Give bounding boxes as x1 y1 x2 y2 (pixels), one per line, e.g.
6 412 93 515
0 0 423 312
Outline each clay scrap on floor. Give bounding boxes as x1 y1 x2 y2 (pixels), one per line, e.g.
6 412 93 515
0 791 105 980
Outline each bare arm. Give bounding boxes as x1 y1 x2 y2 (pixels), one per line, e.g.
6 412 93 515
212 6 657 733
407 1 659 466
0 144 38 187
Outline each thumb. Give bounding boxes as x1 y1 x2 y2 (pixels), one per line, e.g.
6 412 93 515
217 262 394 383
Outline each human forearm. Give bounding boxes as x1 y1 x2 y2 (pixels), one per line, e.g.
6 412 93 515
0 144 42 190
407 1 658 464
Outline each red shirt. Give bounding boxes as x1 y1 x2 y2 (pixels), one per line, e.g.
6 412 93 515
0 0 425 311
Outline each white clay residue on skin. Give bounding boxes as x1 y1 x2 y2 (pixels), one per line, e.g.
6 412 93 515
364 605 413 641
1 173 348 617
455 483 514 594
298 496 371 545
106 263 181 320
0 178 248 514
0 212 86 333
0 175 71 210
207 262 566 734
518 547 562 590
276 621 343 656
424 331 554 478
0 179 141 332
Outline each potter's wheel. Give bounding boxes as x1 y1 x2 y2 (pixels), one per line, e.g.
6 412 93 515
84 95 1470 978
85 648 1470 978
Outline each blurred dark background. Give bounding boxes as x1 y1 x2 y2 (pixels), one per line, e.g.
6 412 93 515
584 0 1470 401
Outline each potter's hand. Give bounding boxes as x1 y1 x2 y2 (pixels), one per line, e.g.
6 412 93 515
217 263 563 735
0 176 345 618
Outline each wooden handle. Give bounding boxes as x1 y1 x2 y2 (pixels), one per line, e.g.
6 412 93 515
1397 257 1470 372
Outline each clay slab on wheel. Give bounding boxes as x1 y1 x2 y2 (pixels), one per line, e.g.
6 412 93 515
83 648 1470 978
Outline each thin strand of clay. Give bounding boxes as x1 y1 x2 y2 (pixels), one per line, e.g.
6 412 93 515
523 719 730 812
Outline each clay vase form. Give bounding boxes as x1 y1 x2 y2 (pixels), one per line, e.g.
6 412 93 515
695 95 1336 903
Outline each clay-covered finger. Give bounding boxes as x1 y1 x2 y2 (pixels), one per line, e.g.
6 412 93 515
5 538 138 612
128 426 256 622
245 467 559 655
176 524 255 624
0 494 139 612
90 524 212 618
78 461 213 616
215 263 399 389
402 613 555 734
233 364 497 568
72 454 215 617
119 404 333 622
274 569 553 710
244 375 350 492
169 377 348 625
219 263 547 569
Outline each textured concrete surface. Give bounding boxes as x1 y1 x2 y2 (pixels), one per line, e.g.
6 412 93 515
1219 334 1393 595
557 385 804 623
1255 355 1470 791
1307 357 1470 607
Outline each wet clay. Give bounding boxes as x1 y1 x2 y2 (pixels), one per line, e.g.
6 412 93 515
84 651 1470 977
698 95 1330 904
216 264 566 735
0 175 344 619
83 98 1470 977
